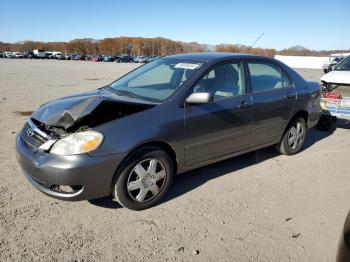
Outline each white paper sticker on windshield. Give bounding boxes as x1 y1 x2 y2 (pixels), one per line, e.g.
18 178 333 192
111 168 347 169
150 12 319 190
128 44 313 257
174 63 200 70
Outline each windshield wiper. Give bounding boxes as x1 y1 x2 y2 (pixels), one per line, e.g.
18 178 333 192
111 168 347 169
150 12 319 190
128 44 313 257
112 89 145 99
98 85 110 90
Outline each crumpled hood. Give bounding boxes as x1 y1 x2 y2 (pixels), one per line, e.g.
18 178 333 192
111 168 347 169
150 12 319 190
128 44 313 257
32 90 107 129
320 70 350 85
31 89 153 130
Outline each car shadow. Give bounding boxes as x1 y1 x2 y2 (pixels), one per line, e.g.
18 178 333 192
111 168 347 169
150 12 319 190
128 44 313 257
302 126 333 149
163 127 333 204
337 119 350 130
88 127 333 209
88 196 122 209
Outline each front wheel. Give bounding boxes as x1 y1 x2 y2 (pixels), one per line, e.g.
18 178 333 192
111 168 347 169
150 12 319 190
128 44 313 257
112 146 174 210
275 117 307 155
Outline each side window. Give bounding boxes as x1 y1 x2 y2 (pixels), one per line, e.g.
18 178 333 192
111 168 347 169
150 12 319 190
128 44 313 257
193 62 245 101
248 62 284 92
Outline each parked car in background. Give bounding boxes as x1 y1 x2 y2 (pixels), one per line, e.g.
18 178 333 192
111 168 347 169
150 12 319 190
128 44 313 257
15 53 321 210
324 57 344 73
79 54 87 61
317 55 350 130
13 52 24 58
85 55 93 61
116 55 134 63
323 53 350 74
71 54 81 60
4 51 14 58
65 54 72 60
92 55 103 62
145 56 160 63
45 52 53 59
112 55 121 61
134 56 146 63
33 49 46 59
55 53 65 60
321 55 350 88
103 55 115 62
51 52 62 59
23 51 34 59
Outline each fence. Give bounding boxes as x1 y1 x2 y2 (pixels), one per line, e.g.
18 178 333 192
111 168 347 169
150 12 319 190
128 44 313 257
274 55 329 69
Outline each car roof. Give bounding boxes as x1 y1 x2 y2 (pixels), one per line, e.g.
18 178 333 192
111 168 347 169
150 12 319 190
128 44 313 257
165 52 271 62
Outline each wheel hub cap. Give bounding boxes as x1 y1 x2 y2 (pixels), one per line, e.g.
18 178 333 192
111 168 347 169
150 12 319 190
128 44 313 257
287 122 304 150
126 158 166 203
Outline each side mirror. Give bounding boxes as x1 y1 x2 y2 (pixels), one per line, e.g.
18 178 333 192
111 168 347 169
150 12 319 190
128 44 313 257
186 92 213 104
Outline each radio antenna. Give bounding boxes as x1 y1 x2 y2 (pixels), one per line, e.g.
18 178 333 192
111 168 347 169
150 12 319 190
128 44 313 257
251 32 264 47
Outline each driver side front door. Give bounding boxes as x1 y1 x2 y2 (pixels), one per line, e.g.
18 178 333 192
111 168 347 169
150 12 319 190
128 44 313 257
184 61 253 166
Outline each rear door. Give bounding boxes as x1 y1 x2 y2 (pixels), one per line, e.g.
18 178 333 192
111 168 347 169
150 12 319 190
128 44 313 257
184 61 253 166
246 61 296 147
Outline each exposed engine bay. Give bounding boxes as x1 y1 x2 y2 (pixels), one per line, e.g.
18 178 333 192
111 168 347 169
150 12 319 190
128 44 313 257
30 93 154 139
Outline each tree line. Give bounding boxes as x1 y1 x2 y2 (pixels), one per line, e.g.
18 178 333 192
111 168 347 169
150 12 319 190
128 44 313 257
0 37 348 57
0 37 204 56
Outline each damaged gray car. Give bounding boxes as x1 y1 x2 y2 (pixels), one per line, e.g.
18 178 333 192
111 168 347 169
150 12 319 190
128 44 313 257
16 53 322 210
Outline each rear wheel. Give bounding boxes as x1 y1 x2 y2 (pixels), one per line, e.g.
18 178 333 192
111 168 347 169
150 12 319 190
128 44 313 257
112 146 174 210
275 117 307 155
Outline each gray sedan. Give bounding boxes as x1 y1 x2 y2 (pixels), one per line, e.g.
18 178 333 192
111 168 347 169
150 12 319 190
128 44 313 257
15 53 322 210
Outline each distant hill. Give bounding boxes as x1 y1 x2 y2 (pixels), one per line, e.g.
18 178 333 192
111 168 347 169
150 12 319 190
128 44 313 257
288 45 309 51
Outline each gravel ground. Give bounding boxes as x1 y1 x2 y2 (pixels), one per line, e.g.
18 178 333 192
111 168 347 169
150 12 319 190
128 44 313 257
0 59 349 262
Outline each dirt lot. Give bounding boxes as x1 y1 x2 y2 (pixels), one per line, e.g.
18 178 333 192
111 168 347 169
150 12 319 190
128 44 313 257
0 59 349 262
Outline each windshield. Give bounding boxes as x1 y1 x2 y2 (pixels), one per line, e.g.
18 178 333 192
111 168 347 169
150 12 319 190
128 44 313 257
110 58 205 102
335 56 350 71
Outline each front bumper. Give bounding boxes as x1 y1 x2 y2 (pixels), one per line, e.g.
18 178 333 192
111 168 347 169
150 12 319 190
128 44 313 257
15 134 125 201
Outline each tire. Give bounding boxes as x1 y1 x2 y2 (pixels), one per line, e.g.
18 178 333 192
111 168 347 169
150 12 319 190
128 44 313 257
275 117 307 155
112 146 174 210
316 115 336 132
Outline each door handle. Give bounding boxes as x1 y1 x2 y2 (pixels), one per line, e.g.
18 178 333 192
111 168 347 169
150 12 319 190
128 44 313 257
286 92 295 99
239 101 250 109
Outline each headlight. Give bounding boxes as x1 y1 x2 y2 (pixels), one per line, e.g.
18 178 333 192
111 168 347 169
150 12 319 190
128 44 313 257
50 131 103 155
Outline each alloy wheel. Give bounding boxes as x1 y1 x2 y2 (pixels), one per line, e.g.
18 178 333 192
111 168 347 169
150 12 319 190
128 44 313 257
126 158 166 202
287 122 305 150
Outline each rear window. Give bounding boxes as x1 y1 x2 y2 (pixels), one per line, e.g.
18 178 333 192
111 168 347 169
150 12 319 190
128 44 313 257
248 62 287 92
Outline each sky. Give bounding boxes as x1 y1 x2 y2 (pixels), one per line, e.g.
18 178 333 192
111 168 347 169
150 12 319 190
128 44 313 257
1 0 349 51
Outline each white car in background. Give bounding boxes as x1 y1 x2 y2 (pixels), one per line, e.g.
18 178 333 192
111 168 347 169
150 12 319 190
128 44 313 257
4 51 14 58
134 56 146 63
322 53 350 73
321 56 350 87
13 52 23 58
51 52 64 59
57 53 65 59
33 49 46 58
317 56 350 131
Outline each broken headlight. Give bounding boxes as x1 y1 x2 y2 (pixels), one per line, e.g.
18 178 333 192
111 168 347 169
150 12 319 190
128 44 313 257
49 131 103 155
